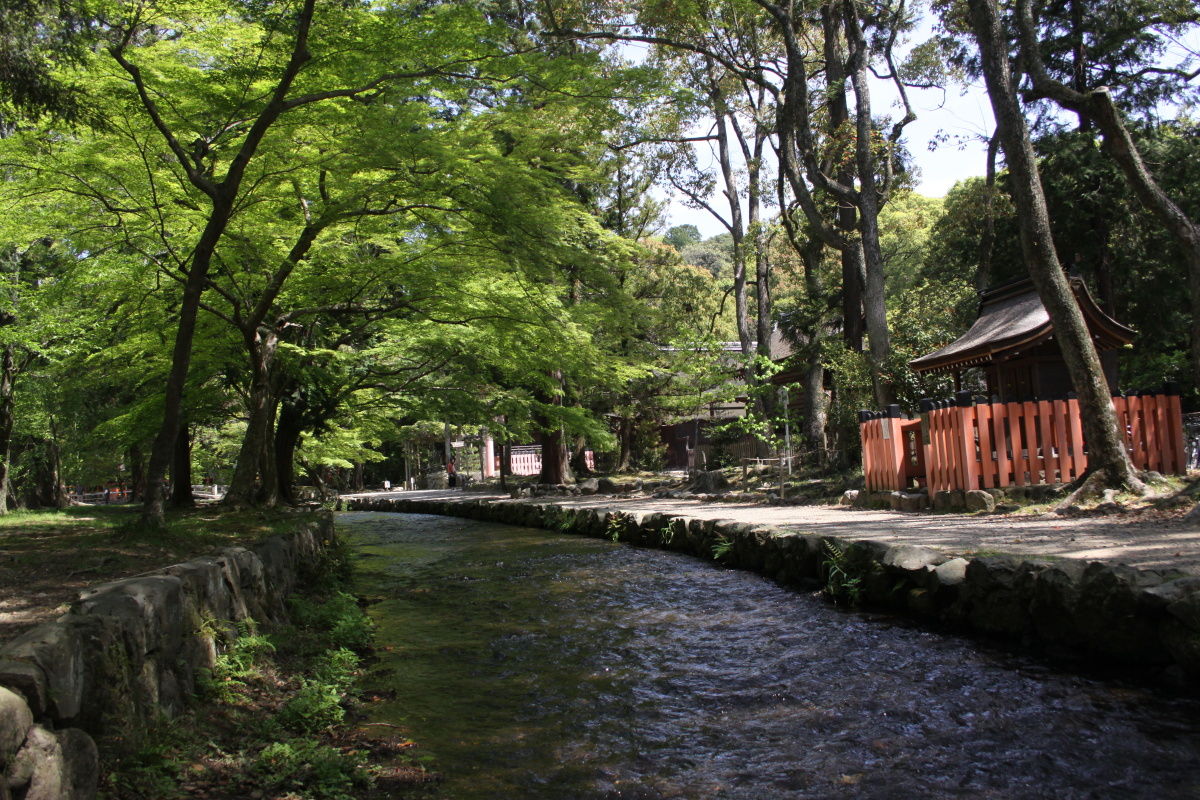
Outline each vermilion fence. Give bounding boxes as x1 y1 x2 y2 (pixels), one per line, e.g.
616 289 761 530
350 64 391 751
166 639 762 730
503 446 596 477
860 390 1186 493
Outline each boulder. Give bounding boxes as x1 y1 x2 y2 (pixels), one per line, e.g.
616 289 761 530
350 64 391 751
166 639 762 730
965 490 996 513
596 477 618 494
898 492 928 512
578 478 599 495
839 490 858 506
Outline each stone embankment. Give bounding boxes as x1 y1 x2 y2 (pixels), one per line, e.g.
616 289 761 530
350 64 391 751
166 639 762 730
347 494 1200 688
0 514 334 800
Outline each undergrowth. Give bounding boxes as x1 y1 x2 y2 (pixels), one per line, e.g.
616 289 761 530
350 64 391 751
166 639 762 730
98 535 432 800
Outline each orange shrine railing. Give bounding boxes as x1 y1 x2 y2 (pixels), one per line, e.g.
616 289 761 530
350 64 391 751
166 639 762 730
860 389 1186 493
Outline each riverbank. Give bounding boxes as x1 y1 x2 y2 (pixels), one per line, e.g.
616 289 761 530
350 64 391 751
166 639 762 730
0 509 434 799
344 490 1200 687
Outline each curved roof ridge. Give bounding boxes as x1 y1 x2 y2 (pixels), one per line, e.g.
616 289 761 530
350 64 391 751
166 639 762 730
909 276 1134 374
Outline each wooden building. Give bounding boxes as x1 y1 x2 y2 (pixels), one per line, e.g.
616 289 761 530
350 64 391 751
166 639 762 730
859 277 1186 493
908 277 1134 399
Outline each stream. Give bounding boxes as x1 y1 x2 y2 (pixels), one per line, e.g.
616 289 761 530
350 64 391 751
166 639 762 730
342 511 1200 799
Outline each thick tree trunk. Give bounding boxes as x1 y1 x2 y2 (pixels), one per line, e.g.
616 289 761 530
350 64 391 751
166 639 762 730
843 4 893 408
170 420 194 508
968 0 1142 491
616 416 633 472
821 5 865 351
536 426 573 484
224 328 279 507
274 399 303 506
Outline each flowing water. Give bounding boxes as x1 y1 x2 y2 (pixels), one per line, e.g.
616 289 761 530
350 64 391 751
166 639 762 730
343 511 1200 799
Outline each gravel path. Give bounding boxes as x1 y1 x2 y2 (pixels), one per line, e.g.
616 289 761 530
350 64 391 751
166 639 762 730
347 490 1200 575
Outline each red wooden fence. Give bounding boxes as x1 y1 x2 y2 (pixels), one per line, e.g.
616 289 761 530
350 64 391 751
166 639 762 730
860 391 1186 493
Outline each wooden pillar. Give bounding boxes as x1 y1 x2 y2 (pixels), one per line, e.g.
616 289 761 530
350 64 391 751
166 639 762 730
956 391 979 491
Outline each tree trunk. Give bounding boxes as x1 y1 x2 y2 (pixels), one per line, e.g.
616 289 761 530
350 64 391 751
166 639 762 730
142 202 233 525
569 434 591 476
968 0 1142 492
170 419 194 508
0 345 15 514
842 3 893 408
128 443 146 503
821 4 865 351
709 66 753 356
224 327 279 507
617 416 633 472
978 131 1001 291
800 237 829 464
536 426 573 484
1012 0 1200 396
274 398 304 506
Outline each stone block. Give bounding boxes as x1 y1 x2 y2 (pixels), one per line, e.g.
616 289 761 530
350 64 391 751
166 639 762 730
898 492 928 512
6 724 63 800
933 557 969 587
57 729 98 800
965 490 996 512
1142 577 1200 617
0 661 47 722
689 470 729 494
74 575 186 660
960 556 1035 636
933 490 966 511
0 686 32 767
882 544 944 573
0 623 86 724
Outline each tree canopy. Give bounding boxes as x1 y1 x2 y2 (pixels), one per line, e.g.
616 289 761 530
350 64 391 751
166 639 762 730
0 0 1193 509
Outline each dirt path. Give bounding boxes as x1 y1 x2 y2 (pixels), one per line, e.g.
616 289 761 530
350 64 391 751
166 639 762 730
348 490 1200 575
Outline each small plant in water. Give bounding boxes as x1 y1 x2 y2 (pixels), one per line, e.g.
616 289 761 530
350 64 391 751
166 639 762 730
822 541 864 606
607 511 633 542
546 507 573 534
711 535 734 561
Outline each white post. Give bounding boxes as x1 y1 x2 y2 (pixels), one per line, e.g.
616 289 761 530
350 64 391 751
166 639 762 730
482 430 495 478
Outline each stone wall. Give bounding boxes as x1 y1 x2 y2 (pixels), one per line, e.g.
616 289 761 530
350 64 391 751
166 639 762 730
348 496 1200 687
0 513 334 800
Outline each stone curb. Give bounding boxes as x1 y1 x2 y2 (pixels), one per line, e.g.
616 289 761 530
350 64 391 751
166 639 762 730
0 513 334 800
347 496 1200 688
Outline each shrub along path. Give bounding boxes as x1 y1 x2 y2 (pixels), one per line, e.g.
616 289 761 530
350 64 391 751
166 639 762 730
346 488 1200 575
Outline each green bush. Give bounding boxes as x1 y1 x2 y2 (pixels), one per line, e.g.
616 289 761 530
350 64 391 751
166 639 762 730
254 739 367 800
